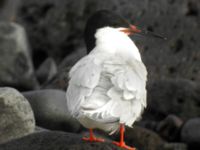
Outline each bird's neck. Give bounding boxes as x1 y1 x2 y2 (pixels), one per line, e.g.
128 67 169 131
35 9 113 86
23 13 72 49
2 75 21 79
93 27 142 62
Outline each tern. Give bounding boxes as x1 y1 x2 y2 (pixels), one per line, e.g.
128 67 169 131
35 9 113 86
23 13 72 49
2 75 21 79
66 10 165 150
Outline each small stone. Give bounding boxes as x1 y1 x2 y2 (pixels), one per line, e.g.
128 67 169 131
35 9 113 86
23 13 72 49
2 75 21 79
156 115 183 141
0 87 35 144
181 118 200 146
36 57 58 84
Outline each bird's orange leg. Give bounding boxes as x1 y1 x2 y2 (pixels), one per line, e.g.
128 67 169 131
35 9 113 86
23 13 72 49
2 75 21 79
82 128 105 142
112 124 136 150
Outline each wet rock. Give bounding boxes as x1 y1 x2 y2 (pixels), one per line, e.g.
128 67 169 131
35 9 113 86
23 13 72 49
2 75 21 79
23 89 81 132
181 118 200 149
156 115 183 142
0 131 120 150
0 22 39 90
36 57 57 84
145 78 200 121
0 87 35 144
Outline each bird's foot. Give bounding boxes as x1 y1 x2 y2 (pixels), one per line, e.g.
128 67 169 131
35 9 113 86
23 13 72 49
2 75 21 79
82 136 105 142
112 141 136 150
82 128 105 142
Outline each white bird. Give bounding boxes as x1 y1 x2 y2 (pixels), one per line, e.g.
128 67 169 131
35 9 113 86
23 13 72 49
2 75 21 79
66 10 163 150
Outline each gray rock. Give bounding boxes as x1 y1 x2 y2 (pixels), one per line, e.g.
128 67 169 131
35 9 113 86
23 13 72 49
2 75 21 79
181 118 200 145
0 22 39 90
145 78 200 121
0 131 120 150
23 89 81 132
36 57 58 84
0 87 35 144
156 115 183 142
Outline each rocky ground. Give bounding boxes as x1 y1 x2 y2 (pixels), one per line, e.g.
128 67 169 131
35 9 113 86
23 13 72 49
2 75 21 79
0 0 200 150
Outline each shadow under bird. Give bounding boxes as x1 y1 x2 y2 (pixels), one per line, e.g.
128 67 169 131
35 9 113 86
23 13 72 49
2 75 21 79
66 10 165 150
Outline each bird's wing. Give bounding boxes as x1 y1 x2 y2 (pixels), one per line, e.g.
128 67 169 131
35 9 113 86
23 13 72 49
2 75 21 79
66 55 102 117
98 58 147 125
106 58 147 107
80 57 147 126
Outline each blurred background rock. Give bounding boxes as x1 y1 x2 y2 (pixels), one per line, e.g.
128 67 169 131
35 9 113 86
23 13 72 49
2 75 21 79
0 0 199 150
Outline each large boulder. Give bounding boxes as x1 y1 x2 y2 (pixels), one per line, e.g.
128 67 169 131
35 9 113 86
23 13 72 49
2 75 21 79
0 22 39 90
23 89 81 132
0 87 35 144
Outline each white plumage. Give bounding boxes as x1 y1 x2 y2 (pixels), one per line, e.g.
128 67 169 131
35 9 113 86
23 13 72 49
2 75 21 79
66 27 147 134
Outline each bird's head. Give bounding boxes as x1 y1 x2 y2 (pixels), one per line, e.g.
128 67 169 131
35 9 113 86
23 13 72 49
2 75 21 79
84 10 166 53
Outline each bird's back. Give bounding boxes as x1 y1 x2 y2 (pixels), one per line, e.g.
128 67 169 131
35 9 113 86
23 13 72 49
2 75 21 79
66 52 147 131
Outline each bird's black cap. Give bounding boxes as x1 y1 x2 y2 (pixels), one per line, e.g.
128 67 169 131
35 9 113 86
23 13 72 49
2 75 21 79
84 10 129 53
84 10 167 53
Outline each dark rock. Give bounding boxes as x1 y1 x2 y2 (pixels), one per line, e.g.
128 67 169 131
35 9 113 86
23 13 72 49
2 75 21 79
156 115 183 142
181 118 200 149
42 67 69 90
17 0 200 81
0 87 35 144
0 131 121 150
36 57 58 84
144 78 200 121
23 89 81 132
59 47 87 69
112 126 165 150
43 47 86 90
0 22 39 90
